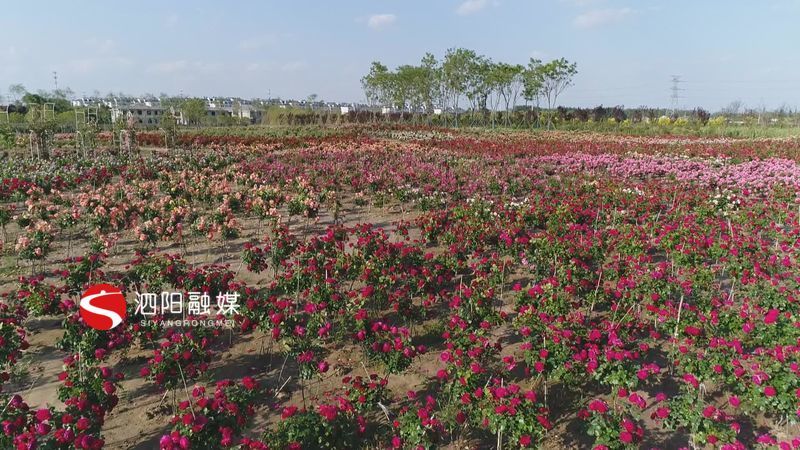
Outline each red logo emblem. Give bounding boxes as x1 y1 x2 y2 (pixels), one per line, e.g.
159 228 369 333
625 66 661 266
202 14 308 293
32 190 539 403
79 284 127 330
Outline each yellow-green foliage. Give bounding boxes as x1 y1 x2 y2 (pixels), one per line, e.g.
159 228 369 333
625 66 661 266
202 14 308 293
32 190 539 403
708 116 727 127
657 116 672 126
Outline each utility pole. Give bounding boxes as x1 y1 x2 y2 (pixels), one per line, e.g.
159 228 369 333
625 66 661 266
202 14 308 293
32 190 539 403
53 71 59 91
670 75 684 115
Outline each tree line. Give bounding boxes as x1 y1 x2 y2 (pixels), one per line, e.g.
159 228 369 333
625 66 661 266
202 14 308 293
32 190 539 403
361 48 577 127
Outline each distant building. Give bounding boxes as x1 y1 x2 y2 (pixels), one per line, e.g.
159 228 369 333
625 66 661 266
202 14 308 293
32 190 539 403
102 96 379 126
203 105 232 122
111 100 262 126
111 104 167 126
233 104 263 123
72 97 116 108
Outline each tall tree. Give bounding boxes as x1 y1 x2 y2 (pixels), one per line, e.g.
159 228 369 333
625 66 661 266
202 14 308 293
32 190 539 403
361 62 392 108
388 65 414 111
491 63 525 126
522 58 544 127
419 53 441 114
408 65 433 114
180 98 207 126
360 51 578 128
466 57 494 120
522 59 544 107
441 48 478 126
538 58 578 127
23 92 72 113
8 84 26 104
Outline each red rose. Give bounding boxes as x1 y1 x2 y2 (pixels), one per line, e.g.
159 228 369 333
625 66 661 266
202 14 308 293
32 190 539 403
764 309 780 324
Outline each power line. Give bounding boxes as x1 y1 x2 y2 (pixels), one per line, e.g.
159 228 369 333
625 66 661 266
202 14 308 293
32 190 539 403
670 75 685 114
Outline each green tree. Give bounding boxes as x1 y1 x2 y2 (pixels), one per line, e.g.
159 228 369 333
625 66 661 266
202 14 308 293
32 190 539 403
487 62 524 126
25 105 58 159
96 105 112 125
160 96 182 110
522 59 545 127
442 47 479 126
538 58 578 127
360 51 578 128
362 62 392 108
465 56 494 118
363 56 443 122
419 53 441 114
8 84 26 104
22 93 48 106
56 111 75 129
22 91 72 113
180 98 207 126
522 58 544 109
394 65 424 112
160 108 179 148
501 64 525 123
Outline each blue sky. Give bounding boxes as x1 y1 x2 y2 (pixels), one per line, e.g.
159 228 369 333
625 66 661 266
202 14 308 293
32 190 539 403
2 0 799 110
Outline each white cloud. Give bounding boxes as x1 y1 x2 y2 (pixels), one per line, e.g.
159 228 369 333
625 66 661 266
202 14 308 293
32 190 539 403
573 8 633 28
367 14 396 30
456 0 489 15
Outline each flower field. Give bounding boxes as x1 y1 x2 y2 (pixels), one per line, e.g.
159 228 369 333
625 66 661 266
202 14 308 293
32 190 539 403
1 128 800 449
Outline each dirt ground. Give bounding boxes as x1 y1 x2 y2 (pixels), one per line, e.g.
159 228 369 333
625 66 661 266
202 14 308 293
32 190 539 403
1 183 468 449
